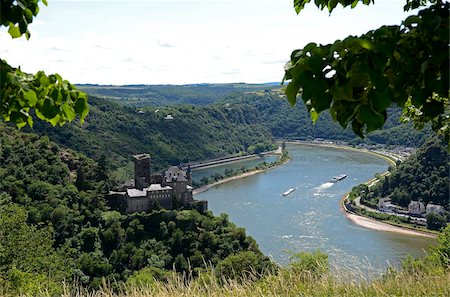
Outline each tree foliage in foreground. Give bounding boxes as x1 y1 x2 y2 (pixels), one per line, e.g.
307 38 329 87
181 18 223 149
0 0 88 128
284 0 449 139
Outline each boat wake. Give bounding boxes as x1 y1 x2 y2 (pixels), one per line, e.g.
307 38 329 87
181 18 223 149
313 182 334 196
315 182 334 190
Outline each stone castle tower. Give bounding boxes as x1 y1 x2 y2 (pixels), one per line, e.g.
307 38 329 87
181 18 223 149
133 154 151 189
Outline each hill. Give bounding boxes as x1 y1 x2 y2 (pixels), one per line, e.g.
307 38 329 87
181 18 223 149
77 83 279 107
360 136 449 226
221 92 432 147
77 84 432 147
0 123 272 295
29 96 276 174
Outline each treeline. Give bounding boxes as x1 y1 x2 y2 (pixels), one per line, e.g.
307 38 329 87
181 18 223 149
221 92 432 147
78 83 279 107
361 136 449 210
29 95 276 173
77 84 432 149
0 123 272 295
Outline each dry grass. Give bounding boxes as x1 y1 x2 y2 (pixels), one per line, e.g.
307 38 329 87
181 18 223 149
56 265 450 297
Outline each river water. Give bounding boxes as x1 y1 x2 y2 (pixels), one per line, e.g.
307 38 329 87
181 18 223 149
194 144 435 275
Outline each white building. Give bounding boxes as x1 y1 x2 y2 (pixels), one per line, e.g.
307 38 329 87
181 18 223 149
408 201 426 216
426 203 446 217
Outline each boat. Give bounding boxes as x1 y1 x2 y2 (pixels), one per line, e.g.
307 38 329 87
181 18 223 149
282 187 296 196
330 174 347 183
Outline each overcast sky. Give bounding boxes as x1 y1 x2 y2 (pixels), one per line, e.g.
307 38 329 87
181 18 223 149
0 0 417 85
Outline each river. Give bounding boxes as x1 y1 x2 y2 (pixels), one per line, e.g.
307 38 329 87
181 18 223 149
193 143 435 275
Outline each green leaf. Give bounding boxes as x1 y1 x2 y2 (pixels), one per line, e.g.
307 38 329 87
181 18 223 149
369 89 391 112
285 80 301 106
358 105 385 132
8 23 21 38
61 102 76 121
42 0 48 6
310 108 319 123
23 90 38 106
74 95 89 122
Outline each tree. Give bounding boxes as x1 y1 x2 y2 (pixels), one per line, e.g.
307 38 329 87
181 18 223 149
284 0 449 140
1 0 88 128
426 213 447 231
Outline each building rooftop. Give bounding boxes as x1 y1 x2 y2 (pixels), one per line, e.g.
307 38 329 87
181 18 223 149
164 166 188 182
127 188 147 198
147 184 172 191
133 153 151 160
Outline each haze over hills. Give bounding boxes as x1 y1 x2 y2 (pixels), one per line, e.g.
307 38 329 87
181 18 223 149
77 83 280 107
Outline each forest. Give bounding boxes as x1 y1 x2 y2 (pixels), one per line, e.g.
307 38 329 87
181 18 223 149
75 85 433 147
360 136 449 224
28 95 276 173
221 92 432 147
0 123 273 295
77 83 279 107
22 85 434 188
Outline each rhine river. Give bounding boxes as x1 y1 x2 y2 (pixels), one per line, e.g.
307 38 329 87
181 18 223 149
194 143 435 275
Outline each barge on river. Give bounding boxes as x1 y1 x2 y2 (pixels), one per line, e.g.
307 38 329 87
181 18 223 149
330 174 347 183
282 187 296 196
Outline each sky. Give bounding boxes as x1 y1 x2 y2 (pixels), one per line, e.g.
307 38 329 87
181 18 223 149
0 0 418 85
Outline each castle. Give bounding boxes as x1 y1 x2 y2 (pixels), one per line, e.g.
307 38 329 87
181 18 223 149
110 154 207 213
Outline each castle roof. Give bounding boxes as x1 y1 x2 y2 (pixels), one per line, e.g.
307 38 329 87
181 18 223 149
127 184 172 198
133 153 150 160
164 166 188 182
147 184 172 192
127 188 147 198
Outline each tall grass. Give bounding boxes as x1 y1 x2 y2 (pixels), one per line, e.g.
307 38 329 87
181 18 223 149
56 257 449 297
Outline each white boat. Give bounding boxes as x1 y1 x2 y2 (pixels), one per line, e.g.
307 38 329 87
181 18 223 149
282 187 296 196
330 174 347 183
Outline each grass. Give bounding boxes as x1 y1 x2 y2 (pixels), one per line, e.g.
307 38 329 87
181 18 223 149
4 249 449 297
57 265 449 297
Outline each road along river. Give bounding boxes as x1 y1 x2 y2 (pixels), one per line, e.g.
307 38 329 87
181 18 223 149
193 143 436 275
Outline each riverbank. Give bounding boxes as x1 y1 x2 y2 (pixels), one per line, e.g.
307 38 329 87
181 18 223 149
340 194 437 238
285 141 397 167
290 141 437 238
193 150 290 195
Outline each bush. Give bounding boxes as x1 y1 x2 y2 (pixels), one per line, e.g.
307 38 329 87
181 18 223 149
427 213 447 231
288 251 329 278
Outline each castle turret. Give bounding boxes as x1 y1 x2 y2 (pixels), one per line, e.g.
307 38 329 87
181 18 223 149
133 154 151 189
186 165 192 185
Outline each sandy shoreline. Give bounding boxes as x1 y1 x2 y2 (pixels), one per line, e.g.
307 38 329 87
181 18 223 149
339 194 437 238
345 211 437 238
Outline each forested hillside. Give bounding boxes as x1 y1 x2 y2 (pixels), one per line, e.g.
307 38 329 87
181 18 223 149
0 123 272 295
30 96 276 172
222 93 432 147
76 84 432 148
361 136 449 210
78 83 278 107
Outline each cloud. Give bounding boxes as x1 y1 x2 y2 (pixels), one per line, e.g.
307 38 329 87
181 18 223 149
94 44 112 50
221 69 240 75
261 59 288 64
156 40 176 48
49 46 70 52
